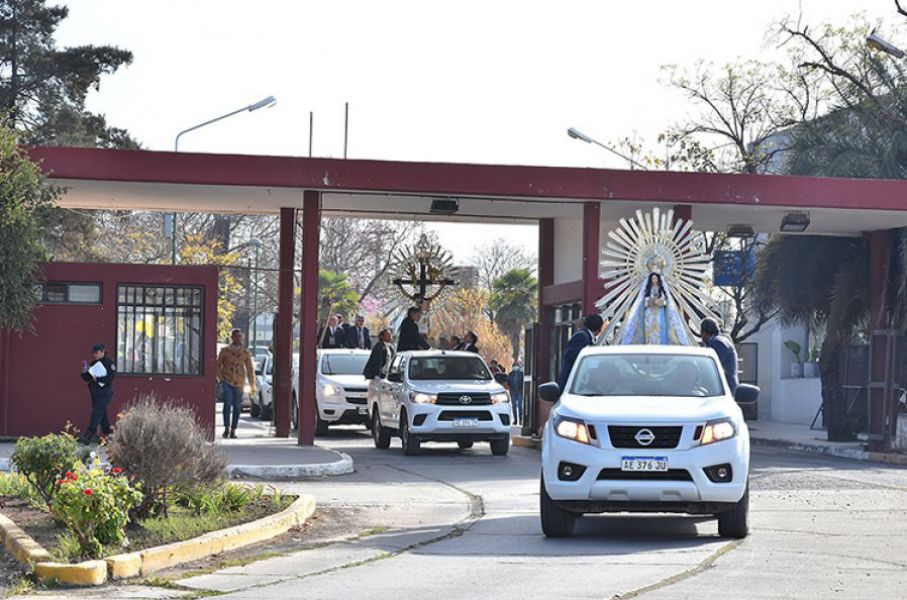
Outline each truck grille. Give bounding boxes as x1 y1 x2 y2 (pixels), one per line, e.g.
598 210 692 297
438 410 494 421
436 393 491 406
346 397 367 405
607 426 683 449
597 469 692 481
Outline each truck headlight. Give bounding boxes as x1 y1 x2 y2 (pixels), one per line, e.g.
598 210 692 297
410 391 437 404
554 416 592 445
491 392 510 404
700 418 736 446
322 384 342 396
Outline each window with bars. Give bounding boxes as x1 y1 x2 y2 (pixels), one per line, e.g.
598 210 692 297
116 285 204 375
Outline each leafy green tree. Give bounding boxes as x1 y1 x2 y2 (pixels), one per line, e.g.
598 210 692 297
0 120 58 332
0 0 137 148
489 268 538 360
308 270 359 325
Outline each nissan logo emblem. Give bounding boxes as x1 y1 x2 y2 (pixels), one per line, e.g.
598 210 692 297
459 395 473 405
635 428 656 446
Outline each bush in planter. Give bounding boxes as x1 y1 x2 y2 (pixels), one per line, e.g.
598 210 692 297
10 430 85 505
50 457 143 559
106 395 227 518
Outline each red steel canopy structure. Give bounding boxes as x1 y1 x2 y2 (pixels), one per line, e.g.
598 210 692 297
27 146 907 450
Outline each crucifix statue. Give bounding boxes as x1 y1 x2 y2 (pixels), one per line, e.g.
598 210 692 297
391 234 456 311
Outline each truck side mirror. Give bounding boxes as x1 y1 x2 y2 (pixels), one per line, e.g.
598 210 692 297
537 382 561 403
734 383 759 405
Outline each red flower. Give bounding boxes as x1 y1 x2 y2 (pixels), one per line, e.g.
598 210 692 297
111 467 123 475
64 471 74 478
84 489 93 496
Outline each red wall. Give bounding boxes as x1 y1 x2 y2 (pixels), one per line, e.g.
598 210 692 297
0 262 218 437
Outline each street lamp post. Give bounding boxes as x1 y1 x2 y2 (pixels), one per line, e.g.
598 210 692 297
867 31 906 59
170 96 278 264
567 127 648 170
249 238 262 348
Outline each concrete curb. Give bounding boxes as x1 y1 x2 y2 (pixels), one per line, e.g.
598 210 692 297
226 449 354 479
0 493 316 586
512 435 541 450
750 436 907 466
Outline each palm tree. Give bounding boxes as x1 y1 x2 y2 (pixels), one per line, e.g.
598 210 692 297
317 270 360 323
489 269 538 360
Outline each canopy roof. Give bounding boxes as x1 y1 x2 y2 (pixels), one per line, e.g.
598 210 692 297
29 146 907 234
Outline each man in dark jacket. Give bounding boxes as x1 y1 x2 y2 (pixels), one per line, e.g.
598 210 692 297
462 331 479 353
363 329 394 380
557 314 606 391
78 343 117 445
345 315 372 350
397 307 430 351
699 318 739 393
320 315 346 349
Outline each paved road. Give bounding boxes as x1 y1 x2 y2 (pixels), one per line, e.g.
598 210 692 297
184 428 907 600
13 428 907 599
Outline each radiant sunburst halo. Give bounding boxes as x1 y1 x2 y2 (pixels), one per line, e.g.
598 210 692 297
595 207 721 344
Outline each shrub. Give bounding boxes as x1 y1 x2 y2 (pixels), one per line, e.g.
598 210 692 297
0 472 46 509
106 396 227 518
10 431 83 505
50 457 142 558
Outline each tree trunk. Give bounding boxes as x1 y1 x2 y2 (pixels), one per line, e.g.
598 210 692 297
819 333 855 442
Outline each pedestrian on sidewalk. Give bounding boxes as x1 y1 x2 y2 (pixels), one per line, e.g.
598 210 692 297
217 329 256 439
78 343 116 445
508 361 525 426
698 318 738 394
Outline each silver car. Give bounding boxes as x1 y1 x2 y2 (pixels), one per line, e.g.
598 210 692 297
369 351 512 455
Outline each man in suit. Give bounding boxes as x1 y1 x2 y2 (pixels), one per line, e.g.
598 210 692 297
557 314 606 391
462 331 479 353
345 315 372 350
363 329 394 379
397 306 430 351
320 315 346 349
698 318 739 394
448 335 462 350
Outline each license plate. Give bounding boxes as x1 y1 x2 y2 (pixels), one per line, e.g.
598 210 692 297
357 407 368 415
621 457 668 472
452 418 479 428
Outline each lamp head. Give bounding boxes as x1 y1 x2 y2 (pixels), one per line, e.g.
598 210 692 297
567 127 593 143
248 96 277 111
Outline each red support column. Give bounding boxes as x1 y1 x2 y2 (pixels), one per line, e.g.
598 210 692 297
582 202 601 314
298 191 321 446
534 218 555 435
867 230 892 452
274 207 295 438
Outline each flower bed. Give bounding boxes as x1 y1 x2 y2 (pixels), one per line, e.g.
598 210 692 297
0 472 293 563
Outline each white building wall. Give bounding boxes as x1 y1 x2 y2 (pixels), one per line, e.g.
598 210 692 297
553 217 582 285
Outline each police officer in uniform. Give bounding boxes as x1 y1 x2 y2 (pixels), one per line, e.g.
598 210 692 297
79 343 117 445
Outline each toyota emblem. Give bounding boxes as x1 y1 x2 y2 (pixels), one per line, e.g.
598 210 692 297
458 395 473 405
634 428 656 446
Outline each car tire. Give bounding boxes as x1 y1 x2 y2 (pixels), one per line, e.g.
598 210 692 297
315 411 330 436
372 409 391 449
717 484 749 539
457 441 474 450
250 397 261 418
401 413 421 456
490 437 510 456
291 393 298 431
540 476 576 538
260 403 273 421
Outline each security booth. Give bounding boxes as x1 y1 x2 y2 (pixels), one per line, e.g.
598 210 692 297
0 262 219 437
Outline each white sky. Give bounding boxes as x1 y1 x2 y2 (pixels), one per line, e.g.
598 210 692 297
55 0 904 261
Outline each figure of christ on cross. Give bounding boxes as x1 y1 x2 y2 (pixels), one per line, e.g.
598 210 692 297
392 261 456 306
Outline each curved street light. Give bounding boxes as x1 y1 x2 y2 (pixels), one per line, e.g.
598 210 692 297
567 127 648 170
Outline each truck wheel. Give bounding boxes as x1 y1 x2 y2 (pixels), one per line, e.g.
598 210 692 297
401 413 421 456
490 437 510 456
540 476 576 537
717 484 749 539
372 409 391 449
315 411 330 436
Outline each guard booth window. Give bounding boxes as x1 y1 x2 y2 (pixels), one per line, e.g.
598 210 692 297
548 302 583 383
116 285 203 375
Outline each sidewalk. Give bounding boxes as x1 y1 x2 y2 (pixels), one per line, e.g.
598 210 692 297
513 420 907 467
0 411 354 479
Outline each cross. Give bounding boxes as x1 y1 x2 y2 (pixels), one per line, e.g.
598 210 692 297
393 260 455 304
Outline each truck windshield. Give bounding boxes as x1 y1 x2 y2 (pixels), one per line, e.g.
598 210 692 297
569 354 725 397
322 354 369 375
408 356 492 381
